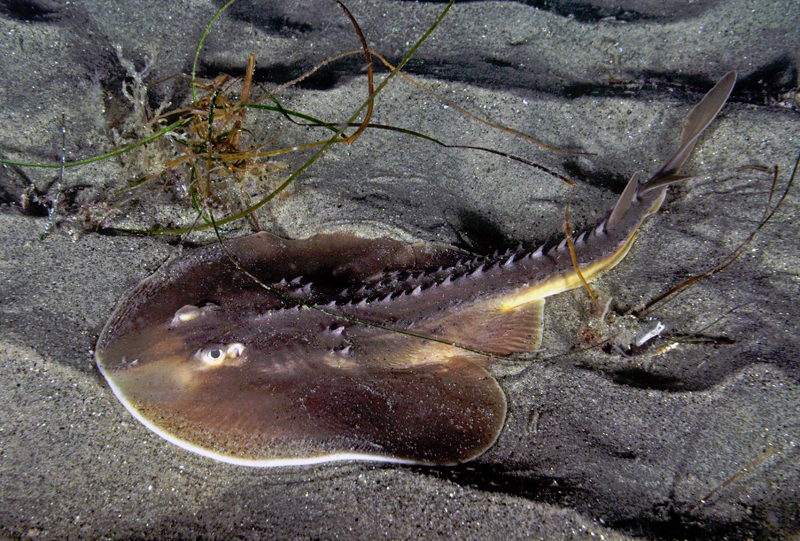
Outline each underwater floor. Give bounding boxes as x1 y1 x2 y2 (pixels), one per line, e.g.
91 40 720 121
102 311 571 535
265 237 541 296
1 0 799 539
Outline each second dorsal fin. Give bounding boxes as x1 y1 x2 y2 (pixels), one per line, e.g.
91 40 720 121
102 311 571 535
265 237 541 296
607 171 642 230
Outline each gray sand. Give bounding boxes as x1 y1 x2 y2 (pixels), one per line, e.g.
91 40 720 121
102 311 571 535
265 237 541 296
1 0 799 539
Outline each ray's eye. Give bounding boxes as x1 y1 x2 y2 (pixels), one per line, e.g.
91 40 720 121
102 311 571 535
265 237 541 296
171 303 220 325
172 305 201 324
203 347 226 365
199 343 245 366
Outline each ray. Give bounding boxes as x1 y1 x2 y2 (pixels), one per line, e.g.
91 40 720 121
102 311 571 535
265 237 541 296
96 72 736 466
96 233 505 466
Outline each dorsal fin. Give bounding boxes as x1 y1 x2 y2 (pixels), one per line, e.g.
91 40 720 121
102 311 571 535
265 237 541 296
607 171 642 230
643 71 737 193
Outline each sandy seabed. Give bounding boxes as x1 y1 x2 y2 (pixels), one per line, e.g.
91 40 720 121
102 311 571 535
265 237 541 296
1 0 799 539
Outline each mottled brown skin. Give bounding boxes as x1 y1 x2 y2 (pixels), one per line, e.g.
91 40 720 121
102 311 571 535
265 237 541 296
96 73 736 467
97 233 506 465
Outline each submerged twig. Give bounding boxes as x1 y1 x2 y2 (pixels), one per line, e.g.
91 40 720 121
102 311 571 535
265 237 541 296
635 154 798 318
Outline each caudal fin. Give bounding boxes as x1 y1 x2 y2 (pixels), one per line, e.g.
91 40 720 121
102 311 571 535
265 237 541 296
642 71 737 194
607 72 737 230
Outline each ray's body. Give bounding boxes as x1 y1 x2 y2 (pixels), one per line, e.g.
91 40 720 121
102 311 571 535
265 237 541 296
96 73 736 466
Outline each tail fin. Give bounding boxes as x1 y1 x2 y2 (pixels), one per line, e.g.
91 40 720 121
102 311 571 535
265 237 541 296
642 71 737 194
607 72 737 230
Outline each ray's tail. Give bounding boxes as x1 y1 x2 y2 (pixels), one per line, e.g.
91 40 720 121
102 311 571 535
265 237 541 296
608 72 737 230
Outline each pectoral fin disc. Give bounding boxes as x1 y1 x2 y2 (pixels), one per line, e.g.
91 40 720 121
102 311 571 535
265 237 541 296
96 233 506 466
